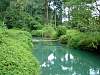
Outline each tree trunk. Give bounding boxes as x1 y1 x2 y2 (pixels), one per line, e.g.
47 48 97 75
68 6 71 21
54 9 56 28
45 0 48 25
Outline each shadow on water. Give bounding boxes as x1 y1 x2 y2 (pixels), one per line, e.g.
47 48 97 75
33 39 100 75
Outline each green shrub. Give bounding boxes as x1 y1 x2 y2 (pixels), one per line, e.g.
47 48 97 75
31 30 43 37
66 29 81 37
42 26 57 39
77 32 100 51
5 29 34 51
59 35 68 44
59 29 100 52
32 22 43 30
0 20 6 29
67 33 83 48
59 29 81 45
4 9 36 31
0 29 40 75
57 26 66 37
67 31 100 51
68 32 98 50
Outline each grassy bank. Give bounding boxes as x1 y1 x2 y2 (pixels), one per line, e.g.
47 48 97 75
0 29 40 75
59 29 100 52
31 25 100 52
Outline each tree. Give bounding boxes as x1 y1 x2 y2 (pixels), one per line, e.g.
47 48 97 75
24 0 45 25
63 0 100 32
49 0 62 26
45 0 49 24
0 0 11 12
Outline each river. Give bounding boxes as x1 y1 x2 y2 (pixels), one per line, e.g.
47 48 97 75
33 39 100 75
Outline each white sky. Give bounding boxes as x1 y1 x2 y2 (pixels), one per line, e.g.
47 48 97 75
92 0 100 16
49 1 57 10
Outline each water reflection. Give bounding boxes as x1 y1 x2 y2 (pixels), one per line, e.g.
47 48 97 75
61 65 73 71
89 68 100 75
41 52 57 68
34 41 100 75
48 53 56 62
41 62 46 67
64 53 74 61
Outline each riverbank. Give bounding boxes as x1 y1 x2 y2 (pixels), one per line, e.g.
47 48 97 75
59 29 100 52
0 29 40 75
31 26 100 53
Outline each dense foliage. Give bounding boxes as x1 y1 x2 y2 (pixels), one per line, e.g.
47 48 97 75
0 29 40 75
57 26 67 37
32 26 57 39
0 1 100 74
42 26 57 39
59 29 100 52
31 30 43 37
4 9 36 31
0 20 4 29
0 0 100 75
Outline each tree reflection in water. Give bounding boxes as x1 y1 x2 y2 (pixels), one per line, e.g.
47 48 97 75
34 41 100 75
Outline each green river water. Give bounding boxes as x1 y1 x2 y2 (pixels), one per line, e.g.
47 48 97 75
33 38 100 75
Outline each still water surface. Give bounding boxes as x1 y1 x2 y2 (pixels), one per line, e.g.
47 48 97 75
33 40 100 75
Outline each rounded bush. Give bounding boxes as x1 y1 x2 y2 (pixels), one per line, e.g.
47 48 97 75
31 30 43 37
42 26 57 39
59 35 68 44
57 26 66 37
66 29 81 37
67 33 83 48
